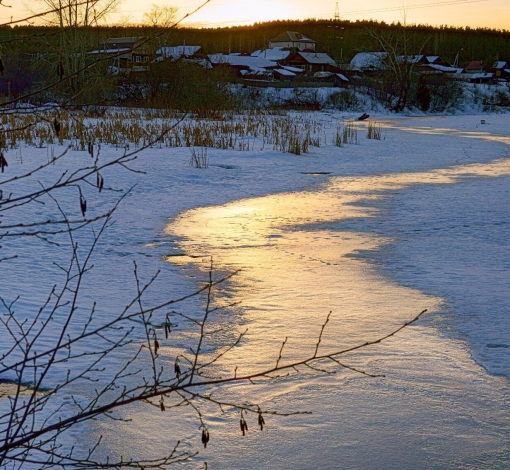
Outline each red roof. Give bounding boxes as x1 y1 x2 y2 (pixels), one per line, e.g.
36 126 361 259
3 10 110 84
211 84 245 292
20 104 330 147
465 60 483 71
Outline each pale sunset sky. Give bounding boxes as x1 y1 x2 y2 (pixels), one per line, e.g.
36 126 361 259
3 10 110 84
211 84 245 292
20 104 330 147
1 0 508 29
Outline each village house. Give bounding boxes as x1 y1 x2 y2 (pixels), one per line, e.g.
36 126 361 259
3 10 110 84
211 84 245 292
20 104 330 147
208 53 277 79
251 47 292 62
469 72 495 84
283 51 339 74
88 37 152 74
155 45 210 67
464 60 484 73
463 60 494 83
349 51 464 80
271 65 306 82
250 32 350 86
269 31 316 51
400 54 450 66
156 45 205 61
401 54 462 75
349 52 388 73
419 63 463 75
491 61 510 81
273 68 298 81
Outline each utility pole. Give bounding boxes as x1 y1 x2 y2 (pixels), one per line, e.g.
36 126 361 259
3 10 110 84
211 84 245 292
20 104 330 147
330 2 344 62
453 48 463 67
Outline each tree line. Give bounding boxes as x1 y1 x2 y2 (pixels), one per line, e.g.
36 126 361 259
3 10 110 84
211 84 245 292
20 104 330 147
2 18 510 63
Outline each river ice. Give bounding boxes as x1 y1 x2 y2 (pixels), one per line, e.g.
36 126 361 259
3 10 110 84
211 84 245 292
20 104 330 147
1 112 509 469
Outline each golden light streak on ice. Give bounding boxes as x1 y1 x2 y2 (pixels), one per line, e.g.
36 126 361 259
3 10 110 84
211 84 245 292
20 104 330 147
165 155 510 374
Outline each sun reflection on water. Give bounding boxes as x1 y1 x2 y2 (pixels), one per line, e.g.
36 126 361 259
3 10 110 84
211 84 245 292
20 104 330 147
163 159 510 373
101 126 510 468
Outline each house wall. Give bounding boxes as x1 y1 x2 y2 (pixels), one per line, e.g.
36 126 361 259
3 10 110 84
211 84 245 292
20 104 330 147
269 41 315 51
284 61 330 73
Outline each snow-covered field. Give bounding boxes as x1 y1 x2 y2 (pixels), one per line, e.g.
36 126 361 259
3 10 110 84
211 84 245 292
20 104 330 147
1 111 510 468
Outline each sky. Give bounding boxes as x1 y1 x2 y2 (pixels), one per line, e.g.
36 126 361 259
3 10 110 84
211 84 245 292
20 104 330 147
1 0 509 29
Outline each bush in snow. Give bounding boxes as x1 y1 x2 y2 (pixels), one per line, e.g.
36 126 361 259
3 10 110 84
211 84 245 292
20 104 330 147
325 89 366 111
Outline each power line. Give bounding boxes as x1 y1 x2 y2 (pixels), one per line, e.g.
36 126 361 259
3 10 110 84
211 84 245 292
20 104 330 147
6 0 489 26
341 0 489 17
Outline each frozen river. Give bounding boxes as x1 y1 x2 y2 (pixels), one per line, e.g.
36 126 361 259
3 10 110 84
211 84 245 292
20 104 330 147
163 142 510 468
3 112 509 469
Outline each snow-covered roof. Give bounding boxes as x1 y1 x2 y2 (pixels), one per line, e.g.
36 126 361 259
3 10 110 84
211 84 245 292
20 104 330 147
493 61 508 69
312 71 349 82
209 54 276 68
421 63 460 73
314 71 334 78
297 52 336 65
274 68 296 77
251 47 290 62
88 48 131 54
240 67 272 76
350 52 388 70
270 31 315 44
156 45 202 59
104 37 143 45
250 67 269 73
398 54 424 64
471 72 494 79
426 55 440 63
281 65 305 73
189 58 212 69
155 56 211 68
397 55 440 65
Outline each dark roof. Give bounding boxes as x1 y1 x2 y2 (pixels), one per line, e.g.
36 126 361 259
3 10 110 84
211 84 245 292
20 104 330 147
102 37 144 48
270 31 315 44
